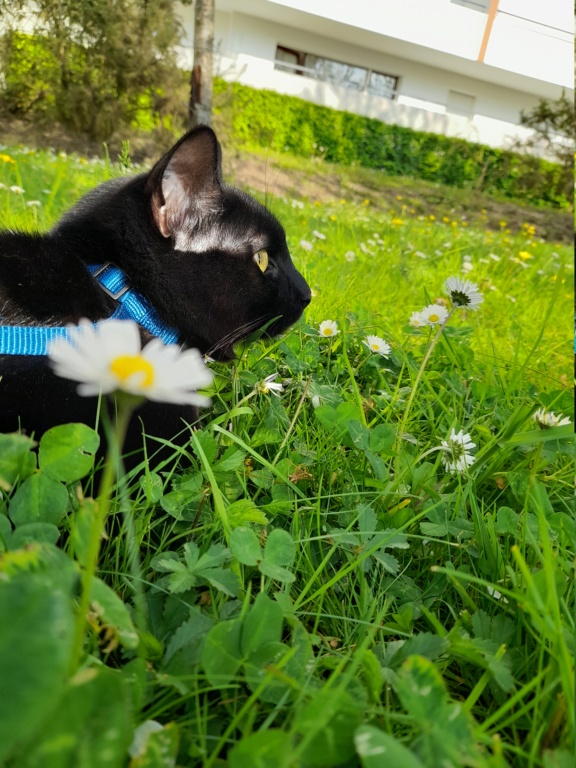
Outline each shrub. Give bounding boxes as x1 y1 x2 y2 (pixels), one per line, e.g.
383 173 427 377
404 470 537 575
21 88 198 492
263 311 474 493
214 79 570 209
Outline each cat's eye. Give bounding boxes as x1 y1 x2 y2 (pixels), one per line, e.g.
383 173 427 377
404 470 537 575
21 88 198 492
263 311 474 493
253 249 269 273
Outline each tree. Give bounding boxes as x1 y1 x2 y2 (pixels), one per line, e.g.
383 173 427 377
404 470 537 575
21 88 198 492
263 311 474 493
517 92 574 200
0 0 184 140
189 0 215 128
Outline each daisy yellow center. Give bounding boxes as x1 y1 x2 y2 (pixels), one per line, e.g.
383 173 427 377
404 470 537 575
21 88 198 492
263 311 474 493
429 313 439 322
110 355 155 387
371 343 380 350
322 328 333 336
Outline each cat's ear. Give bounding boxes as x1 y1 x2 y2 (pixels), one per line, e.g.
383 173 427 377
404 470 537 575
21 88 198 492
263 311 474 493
148 126 223 240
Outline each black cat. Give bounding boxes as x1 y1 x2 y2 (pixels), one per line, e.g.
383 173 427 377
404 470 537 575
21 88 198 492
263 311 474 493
0 127 311 463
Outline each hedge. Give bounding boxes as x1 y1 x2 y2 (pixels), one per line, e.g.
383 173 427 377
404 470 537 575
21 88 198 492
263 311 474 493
214 79 570 209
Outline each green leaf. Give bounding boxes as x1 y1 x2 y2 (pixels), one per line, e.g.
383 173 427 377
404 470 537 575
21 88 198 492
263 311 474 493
70 499 98 566
347 419 370 450
0 515 11 552
259 560 296 583
191 430 219 465
130 722 179 767
294 689 362 767
369 424 395 455
244 641 292 702
159 488 199 521
0 572 74 763
229 730 292 768
395 656 477 765
10 522 60 548
213 446 245 474
365 449 386 480
22 665 132 767
202 567 240 597
494 506 519 535
38 424 99 483
230 526 262 565
0 433 36 490
387 633 449 668
242 593 284 657
201 618 243 686
263 528 295 568
138 472 164 503
228 499 269 528
372 550 399 574
90 578 139 649
9 472 69 527
355 725 425 768
194 542 229 571
315 402 361 441
164 608 214 664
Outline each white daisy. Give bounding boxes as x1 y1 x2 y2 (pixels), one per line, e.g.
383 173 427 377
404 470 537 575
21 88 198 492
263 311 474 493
318 320 339 338
312 230 326 240
256 373 283 397
362 335 391 357
344 250 356 262
419 304 449 326
532 408 571 429
26 200 41 207
440 429 476 473
9 185 24 194
48 319 213 406
409 311 426 328
443 276 483 310
299 240 313 251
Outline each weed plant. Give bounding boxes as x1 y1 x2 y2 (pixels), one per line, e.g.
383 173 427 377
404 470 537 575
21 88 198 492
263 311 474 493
0 145 573 767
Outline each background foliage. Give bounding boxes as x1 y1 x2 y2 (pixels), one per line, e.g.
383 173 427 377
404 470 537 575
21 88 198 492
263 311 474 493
213 80 571 209
0 2 183 140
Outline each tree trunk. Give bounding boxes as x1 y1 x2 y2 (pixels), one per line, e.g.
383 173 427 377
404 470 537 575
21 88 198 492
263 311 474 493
189 0 214 128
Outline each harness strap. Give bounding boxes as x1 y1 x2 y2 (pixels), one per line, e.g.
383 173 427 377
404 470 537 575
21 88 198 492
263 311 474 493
85 263 179 345
0 262 179 356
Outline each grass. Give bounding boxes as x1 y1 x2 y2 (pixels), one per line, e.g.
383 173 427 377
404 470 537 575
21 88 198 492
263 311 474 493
0 143 574 768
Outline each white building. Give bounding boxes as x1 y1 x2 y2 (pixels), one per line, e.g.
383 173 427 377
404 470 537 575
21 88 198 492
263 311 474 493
177 0 574 151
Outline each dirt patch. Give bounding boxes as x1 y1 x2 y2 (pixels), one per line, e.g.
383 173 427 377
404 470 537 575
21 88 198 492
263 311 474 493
1 113 572 243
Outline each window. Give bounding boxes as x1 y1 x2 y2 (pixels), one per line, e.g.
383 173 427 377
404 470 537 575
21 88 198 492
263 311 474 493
451 0 490 12
447 90 476 118
274 46 398 99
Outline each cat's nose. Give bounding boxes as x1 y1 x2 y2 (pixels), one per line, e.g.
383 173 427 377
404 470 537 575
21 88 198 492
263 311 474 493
292 270 312 307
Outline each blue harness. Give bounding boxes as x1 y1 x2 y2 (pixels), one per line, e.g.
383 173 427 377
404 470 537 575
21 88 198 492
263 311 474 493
0 262 179 355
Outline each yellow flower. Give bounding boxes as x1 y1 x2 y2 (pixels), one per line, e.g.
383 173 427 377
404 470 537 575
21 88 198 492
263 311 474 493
518 251 533 260
429 214 436 221
391 218 403 225
0 154 15 164
442 216 450 223
329 214 337 221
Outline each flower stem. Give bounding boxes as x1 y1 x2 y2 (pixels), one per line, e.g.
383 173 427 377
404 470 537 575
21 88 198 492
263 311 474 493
395 307 456 461
69 398 133 674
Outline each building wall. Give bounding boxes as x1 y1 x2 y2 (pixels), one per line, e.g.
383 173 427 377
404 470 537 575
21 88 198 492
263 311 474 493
268 0 573 88
177 6 555 150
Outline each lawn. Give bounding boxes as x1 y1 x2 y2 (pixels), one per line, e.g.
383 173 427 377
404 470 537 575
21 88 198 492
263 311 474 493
0 143 574 768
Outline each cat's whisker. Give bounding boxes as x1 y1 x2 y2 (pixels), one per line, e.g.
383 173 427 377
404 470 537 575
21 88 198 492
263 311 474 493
206 315 270 356
207 318 269 355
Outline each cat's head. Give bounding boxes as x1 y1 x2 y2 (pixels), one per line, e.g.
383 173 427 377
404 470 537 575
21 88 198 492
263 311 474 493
140 127 311 360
